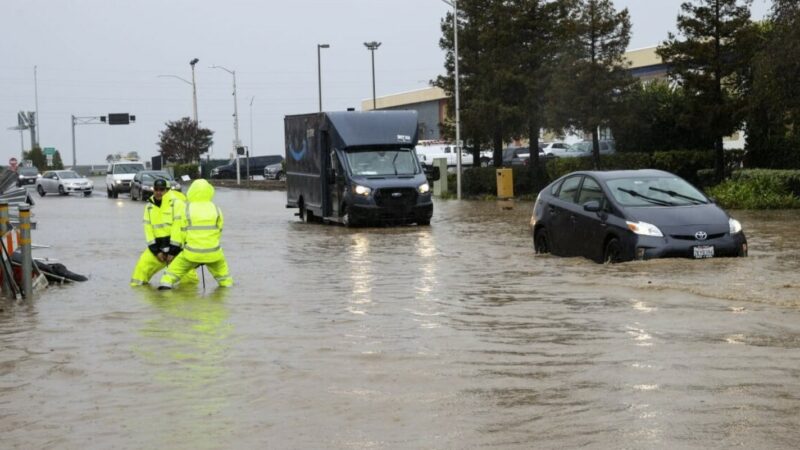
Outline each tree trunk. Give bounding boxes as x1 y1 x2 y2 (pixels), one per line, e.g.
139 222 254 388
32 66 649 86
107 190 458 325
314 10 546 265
493 132 503 167
591 127 601 170
714 136 725 183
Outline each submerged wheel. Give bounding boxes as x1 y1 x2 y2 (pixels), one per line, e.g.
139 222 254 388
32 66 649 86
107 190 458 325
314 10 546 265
604 238 622 264
298 202 308 222
37 185 46 197
534 228 549 254
341 205 357 228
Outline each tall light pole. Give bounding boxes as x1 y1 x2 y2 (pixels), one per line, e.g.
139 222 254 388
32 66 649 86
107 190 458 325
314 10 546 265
317 44 330 112
211 65 241 185
34 65 40 148
363 41 381 110
442 0 462 199
249 96 255 155
189 58 199 122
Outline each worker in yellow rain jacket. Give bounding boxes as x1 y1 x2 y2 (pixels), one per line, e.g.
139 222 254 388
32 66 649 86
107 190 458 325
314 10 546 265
130 179 199 286
159 179 232 289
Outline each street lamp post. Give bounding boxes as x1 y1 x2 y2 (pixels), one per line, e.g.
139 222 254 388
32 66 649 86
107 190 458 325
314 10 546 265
157 73 196 121
363 41 381 110
190 58 199 122
211 65 241 185
317 44 330 112
442 0 462 199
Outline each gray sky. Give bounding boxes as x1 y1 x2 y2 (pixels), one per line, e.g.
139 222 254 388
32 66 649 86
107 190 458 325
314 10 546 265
1 0 771 166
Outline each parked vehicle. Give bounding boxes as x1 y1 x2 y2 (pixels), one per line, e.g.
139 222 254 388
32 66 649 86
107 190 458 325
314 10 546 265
264 162 285 181
106 161 146 198
531 169 748 263
285 110 436 226
130 170 181 201
541 142 570 156
415 143 474 167
211 155 284 179
547 140 616 158
16 166 40 187
36 170 93 197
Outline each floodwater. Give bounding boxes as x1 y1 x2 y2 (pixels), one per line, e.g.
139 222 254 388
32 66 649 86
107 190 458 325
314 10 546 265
2 180 800 449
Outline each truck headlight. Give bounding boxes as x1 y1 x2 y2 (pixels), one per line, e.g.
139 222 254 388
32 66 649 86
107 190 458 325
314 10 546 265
729 218 742 234
353 185 371 196
418 182 430 194
626 221 663 237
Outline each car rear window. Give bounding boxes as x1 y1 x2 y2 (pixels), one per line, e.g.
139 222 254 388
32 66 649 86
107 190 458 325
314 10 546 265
113 164 145 174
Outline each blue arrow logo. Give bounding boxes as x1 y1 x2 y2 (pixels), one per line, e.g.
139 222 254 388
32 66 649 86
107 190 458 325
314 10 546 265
289 139 307 161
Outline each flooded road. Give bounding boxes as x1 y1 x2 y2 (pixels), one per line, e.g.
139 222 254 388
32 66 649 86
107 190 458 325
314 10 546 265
2 180 800 449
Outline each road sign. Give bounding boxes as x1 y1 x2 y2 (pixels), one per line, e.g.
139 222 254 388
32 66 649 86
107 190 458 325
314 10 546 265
43 147 56 156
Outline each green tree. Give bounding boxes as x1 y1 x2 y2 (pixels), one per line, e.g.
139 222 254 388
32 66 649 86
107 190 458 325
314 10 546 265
514 0 573 176
52 150 64 169
434 0 526 166
23 146 47 171
547 0 634 169
657 0 754 181
745 1 800 168
157 118 214 164
610 81 715 152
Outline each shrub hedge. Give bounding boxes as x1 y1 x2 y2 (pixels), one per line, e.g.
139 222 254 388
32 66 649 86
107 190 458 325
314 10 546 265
706 169 800 209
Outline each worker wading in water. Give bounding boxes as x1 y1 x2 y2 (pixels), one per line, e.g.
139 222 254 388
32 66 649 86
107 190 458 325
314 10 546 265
159 179 232 289
130 179 199 286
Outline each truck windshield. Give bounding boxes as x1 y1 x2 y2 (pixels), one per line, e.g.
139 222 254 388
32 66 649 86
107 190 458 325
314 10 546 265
345 148 419 176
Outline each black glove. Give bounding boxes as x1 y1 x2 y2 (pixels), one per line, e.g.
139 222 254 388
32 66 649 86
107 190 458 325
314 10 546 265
148 243 161 257
168 245 182 257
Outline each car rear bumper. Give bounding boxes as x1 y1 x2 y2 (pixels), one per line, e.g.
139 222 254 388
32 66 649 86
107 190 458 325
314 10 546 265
635 233 748 260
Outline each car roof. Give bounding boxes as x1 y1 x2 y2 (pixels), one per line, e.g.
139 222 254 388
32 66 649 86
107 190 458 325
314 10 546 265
565 169 675 180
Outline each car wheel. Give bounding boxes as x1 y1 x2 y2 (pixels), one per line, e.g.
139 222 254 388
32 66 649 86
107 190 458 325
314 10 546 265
131 189 138 201
534 228 550 254
417 218 431 226
83 191 91 197
604 238 622 264
278 171 286 181
112 188 118 199
58 185 66 196
107 187 112 198
37 185 46 197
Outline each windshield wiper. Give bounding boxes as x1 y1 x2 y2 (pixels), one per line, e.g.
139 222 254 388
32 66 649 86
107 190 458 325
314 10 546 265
617 187 674 206
648 187 706 204
391 152 399 175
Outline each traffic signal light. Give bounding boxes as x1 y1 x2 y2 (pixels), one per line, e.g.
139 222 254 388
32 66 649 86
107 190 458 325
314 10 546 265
108 113 134 125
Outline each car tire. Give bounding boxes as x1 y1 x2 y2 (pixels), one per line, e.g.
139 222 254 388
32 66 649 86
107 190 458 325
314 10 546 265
83 191 91 197
37 185 46 197
131 189 138 201
417 218 431 226
341 205 358 228
278 172 286 181
107 187 112 198
58 185 66 196
604 238 622 264
112 188 118 199
534 228 550 254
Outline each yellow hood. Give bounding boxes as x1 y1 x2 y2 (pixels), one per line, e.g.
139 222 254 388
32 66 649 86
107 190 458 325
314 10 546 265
187 179 215 202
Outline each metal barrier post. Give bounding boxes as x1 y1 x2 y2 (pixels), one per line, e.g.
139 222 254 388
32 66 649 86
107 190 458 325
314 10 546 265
18 205 33 299
0 202 12 297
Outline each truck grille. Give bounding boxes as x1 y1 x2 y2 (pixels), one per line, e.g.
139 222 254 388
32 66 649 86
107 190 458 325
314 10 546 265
374 188 417 209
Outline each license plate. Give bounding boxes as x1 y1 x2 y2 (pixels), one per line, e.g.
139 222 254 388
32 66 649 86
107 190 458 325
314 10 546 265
693 245 714 259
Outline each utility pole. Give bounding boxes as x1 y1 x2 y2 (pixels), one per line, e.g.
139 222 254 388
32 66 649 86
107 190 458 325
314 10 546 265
34 66 40 147
363 41 381 110
442 0 462 199
211 65 241 184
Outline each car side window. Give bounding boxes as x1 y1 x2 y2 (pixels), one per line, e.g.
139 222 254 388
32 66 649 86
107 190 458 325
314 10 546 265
557 176 582 203
577 177 605 205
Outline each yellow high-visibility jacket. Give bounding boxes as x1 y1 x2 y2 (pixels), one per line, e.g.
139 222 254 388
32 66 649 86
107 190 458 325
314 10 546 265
170 179 224 263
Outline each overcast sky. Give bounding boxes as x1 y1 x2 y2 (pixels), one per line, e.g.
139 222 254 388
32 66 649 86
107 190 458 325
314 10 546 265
1 0 771 166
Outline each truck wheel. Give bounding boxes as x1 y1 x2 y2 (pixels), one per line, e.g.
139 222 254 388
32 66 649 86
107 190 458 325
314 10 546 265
298 203 307 222
342 206 358 227
112 188 118 199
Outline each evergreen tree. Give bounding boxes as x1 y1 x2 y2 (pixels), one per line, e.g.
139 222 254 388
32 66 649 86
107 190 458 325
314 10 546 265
23 147 47 171
52 151 65 170
657 0 754 180
157 118 214 164
547 0 634 169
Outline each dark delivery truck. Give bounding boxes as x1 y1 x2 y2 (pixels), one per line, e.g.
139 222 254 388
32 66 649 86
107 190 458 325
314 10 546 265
285 110 435 226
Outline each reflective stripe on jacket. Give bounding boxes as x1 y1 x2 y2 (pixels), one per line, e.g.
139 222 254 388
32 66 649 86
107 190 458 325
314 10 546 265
172 179 225 263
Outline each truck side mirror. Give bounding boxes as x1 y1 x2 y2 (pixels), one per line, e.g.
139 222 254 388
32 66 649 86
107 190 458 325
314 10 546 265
425 165 440 182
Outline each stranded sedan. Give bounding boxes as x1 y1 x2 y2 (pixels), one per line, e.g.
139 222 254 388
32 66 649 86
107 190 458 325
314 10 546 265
530 169 747 263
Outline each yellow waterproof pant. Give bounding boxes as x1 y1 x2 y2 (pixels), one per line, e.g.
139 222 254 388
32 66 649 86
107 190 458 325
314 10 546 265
130 250 199 286
159 251 233 288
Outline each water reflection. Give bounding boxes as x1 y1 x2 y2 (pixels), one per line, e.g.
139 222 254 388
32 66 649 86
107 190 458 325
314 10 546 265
133 286 233 449
347 232 373 315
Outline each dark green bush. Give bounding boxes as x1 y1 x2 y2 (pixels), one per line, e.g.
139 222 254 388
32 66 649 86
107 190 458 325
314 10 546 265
707 169 800 209
171 163 200 180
